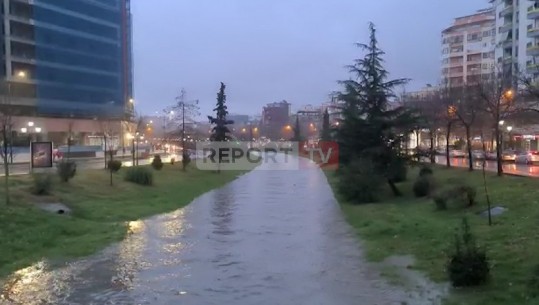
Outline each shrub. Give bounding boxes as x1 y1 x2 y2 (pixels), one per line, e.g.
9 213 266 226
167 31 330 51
338 158 384 204
124 166 153 186
455 184 476 207
108 160 122 172
170 157 175 165
31 173 53 195
387 157 407 183
413 175 434 198
57 160 76 182
151 155 163 170
182 152 191 168
447 218 490 287
433 193 448 210
528 265 539 298
419 166 433 177
432 184 476 210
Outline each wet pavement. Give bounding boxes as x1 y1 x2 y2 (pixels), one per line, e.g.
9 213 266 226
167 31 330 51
434 155 539 177
1 155 444 305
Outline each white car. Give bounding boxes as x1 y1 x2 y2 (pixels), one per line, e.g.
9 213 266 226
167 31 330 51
501 150 521 162
515 151 539 164
472 150 485 160
449 150 466 158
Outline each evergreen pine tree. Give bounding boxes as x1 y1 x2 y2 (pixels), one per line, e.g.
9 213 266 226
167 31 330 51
320 108 331 141
336 23 416 198
208 82 234 172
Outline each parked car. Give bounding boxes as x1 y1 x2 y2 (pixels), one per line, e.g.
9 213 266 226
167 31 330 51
472 150 485 160
515 151 539 164
501 150 520 162
449 149 466 158
435 148 447 155
485 151 497 160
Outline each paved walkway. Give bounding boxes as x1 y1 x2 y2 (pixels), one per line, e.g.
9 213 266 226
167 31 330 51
0 155 442 305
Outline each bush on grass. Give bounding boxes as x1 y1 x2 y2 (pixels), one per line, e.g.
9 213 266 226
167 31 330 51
338 158 384 204
455 184 476 207
57 160 76 182
124 166 153 186
447 218 490 287
432 183 476 210
433 190 450 210
413 175 434 198
108 160 122 172
151 155 163 170
31 173 53 195
419 165 433 177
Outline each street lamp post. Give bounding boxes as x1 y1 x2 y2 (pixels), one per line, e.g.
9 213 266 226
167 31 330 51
507 126 513 150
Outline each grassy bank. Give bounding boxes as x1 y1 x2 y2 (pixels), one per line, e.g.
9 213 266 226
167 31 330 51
0 162 255 278
326 166 539 305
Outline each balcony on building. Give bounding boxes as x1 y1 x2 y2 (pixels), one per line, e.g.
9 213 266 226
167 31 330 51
499 22 513 34
9 0 32 24
500 4 513 17
529 5 539 19
502 37 513 48
528 24 539 38
527 42 539 56
527 63 539 73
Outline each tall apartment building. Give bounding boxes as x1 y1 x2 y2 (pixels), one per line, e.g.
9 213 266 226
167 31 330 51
493 0 539 80
0 0 134 146
261 100 291 140
441 9 496 87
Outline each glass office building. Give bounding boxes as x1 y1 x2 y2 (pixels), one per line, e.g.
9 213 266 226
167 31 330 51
1 0 133 119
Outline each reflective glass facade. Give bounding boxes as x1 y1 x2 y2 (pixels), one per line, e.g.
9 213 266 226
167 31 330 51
3 0 133 118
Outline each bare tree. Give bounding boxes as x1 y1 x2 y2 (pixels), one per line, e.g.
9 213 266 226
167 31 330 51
477 68 515 176
401 89 444 164
100 119 120 185
0 85 13 204
66 120 75 162
454 84 481 171
436 86 460 167
171 89 200 171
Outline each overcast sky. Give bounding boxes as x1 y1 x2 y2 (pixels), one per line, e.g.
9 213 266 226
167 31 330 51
132 0 488 118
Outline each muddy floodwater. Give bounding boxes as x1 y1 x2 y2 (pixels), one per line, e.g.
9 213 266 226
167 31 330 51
1 156 447 305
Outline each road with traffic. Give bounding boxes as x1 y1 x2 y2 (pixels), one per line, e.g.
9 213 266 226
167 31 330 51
433 155 539 177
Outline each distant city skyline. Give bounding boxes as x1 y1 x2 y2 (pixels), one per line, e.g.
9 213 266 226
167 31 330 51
132 0 488 117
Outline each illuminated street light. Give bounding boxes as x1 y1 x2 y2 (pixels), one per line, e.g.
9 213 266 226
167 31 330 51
241 128 247 133
34 127 41 133
285 125 292 131
16 71 26 78
20 127 27 133
28 121 34 127
499 120 505 126
129 98 134 104
507 126 513 132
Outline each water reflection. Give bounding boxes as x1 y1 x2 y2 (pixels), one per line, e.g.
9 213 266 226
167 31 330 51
2 154 443 305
